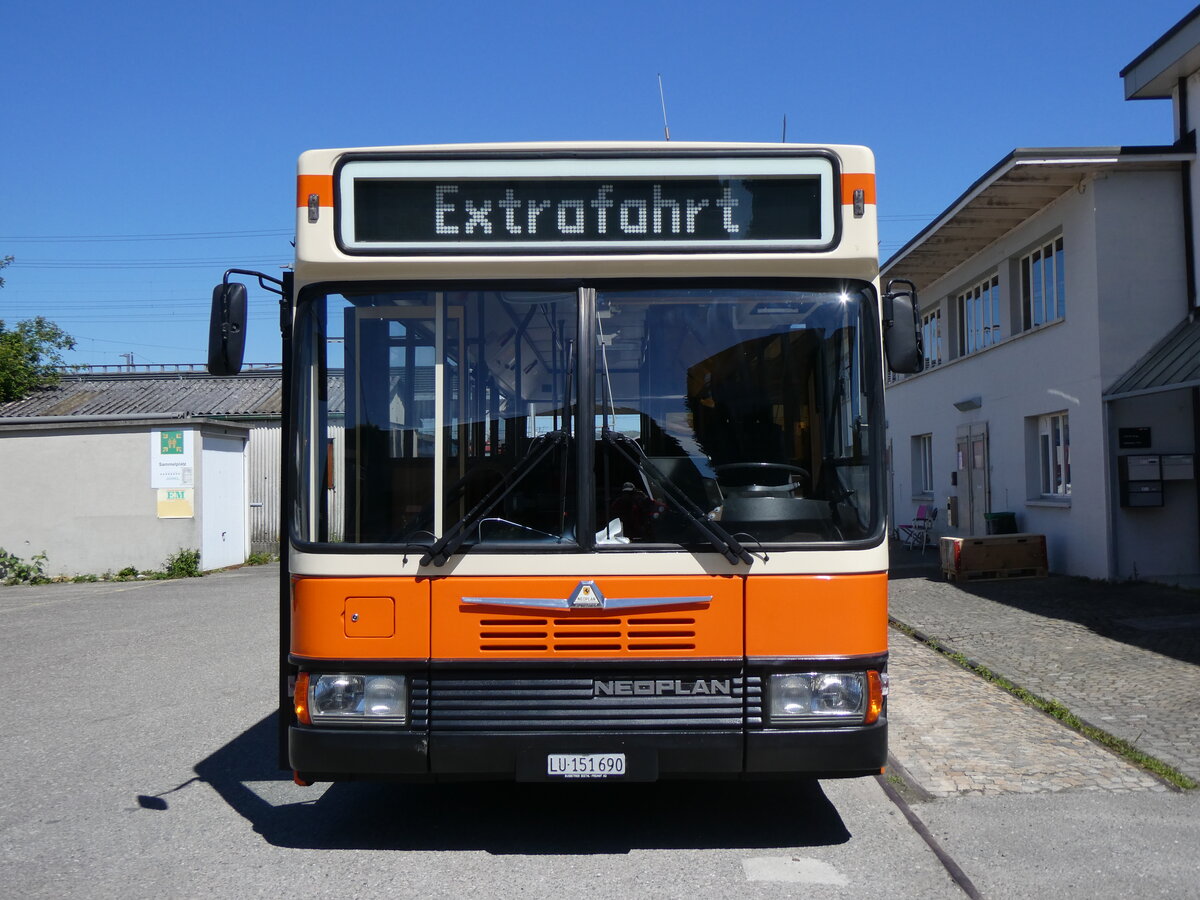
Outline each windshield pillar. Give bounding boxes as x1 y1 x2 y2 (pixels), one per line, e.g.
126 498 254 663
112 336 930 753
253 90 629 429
433 290 447 536
577 288 596 549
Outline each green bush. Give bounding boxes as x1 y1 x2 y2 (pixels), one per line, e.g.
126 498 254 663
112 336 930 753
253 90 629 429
0 547 50 585
162 548 202 579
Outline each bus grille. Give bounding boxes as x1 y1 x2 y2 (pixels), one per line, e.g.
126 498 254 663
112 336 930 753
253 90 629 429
477 613 700 654
429 671 758 732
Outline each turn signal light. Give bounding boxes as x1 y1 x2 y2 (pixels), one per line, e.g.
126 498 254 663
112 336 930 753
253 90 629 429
294 672 311 725
865 670 884 725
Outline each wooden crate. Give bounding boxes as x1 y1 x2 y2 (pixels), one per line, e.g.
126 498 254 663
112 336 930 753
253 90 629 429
940 534 1048 582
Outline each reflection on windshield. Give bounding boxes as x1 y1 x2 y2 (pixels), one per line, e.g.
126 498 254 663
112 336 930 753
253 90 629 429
594 288 875 544
293 283 879 550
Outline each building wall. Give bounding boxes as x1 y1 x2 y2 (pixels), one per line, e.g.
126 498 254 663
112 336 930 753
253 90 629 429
0 420 248 577
886 170 1189 579
1094 172 1189 379
1108 388 1199 583
247 424 282 553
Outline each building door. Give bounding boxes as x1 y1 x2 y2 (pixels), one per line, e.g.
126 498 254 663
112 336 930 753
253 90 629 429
955 423 989 536
200 433 248 570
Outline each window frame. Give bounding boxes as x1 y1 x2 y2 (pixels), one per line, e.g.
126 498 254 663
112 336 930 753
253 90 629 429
956 273 1001 357
921 307 943 369
1037 411 1071 499
1020 235 1065 330
912 433 934 497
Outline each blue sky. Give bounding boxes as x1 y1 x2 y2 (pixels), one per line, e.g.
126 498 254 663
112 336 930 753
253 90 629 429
0 0 1192 367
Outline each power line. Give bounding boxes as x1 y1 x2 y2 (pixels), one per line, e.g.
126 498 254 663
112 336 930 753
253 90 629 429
12 257 290 269
72 333 208 352
0 228 291 243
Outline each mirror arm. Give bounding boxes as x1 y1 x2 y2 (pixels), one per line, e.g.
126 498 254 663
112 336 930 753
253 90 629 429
223 268 284 297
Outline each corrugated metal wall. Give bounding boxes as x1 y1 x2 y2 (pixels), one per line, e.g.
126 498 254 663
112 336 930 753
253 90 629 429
327 424 345 543
247 423 344 553
247 425 281 553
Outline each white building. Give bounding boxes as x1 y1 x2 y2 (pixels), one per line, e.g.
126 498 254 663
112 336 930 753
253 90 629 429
884 10 1200 584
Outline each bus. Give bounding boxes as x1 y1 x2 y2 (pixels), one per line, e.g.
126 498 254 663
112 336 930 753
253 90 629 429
208 142 923 783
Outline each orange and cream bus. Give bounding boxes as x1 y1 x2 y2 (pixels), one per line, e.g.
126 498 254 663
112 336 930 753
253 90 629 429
208 142 923 783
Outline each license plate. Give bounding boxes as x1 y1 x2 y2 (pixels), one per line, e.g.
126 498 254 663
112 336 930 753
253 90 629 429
546 753 627 778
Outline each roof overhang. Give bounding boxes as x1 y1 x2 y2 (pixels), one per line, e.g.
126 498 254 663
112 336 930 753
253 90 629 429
1121 5 1200 100
1105 315 1200 400
881 145 1194 294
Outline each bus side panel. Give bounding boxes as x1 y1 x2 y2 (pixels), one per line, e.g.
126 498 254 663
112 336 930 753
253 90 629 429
291 577 431 660
430 575 744 660
744 573 888 658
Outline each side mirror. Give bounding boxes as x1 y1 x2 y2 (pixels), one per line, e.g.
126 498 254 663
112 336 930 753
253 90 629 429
208 282 248 376
882 279 924 375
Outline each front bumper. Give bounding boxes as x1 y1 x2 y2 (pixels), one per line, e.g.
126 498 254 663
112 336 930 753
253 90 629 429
290 719 887 782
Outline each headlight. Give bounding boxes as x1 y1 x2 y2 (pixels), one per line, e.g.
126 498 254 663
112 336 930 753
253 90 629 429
768 672 881 725
306 673 408 725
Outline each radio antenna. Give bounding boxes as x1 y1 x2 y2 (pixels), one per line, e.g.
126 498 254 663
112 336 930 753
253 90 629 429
657 74 671 141
781 114 787 143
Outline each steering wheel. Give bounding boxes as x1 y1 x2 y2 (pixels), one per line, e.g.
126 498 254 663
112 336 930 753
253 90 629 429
714 462 811 494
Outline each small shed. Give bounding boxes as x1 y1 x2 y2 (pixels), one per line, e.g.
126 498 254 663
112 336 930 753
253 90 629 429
0 369 294 576
0 415 249 576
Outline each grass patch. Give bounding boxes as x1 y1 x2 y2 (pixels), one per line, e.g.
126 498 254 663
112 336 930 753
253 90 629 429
891 619 1199 791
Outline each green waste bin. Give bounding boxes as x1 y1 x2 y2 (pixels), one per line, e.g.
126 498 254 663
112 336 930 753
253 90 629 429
984 512 1018 535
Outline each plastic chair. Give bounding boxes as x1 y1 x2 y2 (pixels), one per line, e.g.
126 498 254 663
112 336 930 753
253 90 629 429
898 505 937 552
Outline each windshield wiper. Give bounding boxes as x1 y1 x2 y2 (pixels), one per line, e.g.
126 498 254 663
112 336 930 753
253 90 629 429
421 430 570 567
601 428 753 565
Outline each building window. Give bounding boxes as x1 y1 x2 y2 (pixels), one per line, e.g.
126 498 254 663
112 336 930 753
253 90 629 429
1038 412 1070 497
912 433 934 495
921 308 943 368
1021 236 1065 329
957 274 1001 356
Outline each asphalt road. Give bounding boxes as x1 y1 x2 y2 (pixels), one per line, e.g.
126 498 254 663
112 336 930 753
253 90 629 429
1 565 1196 899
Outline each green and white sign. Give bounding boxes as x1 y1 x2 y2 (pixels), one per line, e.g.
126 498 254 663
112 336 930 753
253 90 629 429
151 429 194 489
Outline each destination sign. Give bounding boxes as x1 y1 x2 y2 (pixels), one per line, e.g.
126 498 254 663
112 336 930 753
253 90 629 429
337 157 836 253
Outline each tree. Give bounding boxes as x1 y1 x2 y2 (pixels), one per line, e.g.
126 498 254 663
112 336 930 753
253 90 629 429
0 257 77 402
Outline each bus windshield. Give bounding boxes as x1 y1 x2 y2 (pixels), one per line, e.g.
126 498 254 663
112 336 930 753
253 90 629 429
294 281 881 550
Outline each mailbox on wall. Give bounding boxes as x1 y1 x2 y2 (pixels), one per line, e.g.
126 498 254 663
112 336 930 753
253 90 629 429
1162 454 1195 481
1119 453 1195 507
1119 455 1163 507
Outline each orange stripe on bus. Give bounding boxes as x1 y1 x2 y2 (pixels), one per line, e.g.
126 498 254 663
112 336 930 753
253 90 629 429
297 174 334 208
745 573 888 657
291 573 887 662
841 173 876 206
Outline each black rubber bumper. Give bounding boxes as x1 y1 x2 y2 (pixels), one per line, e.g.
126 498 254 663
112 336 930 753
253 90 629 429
745 719 887 776
290 720 886 782
290 727 430 777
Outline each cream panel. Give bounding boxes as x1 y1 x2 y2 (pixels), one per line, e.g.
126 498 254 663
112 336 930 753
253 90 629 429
288 543 888 578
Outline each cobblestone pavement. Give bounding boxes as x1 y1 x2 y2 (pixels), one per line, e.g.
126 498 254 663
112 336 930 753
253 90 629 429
887 542 1200 794
887 627 1166 797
